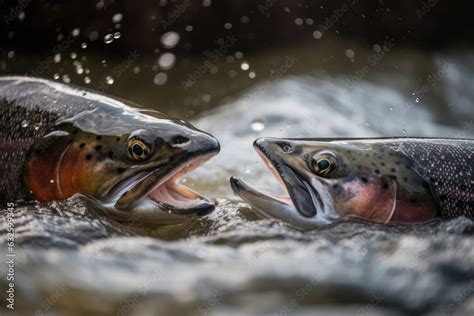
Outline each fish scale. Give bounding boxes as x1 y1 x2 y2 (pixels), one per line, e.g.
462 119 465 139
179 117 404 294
390 139 474 219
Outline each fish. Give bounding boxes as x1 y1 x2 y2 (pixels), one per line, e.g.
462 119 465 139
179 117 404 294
0 76 220 224
230 137 473 229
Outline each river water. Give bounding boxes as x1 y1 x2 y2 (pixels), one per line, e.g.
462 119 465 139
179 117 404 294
1 48 474 315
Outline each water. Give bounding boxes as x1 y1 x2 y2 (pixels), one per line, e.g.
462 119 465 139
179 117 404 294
1 50 474 315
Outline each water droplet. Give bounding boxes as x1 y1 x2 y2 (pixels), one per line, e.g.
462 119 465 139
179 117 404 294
251 119 265 132
389 107 394 111
161 32 180 48
185 25 193 32
415 97 420 103
313 31 322 39
158 53 176 70
113 32 121 39
345 49 355 59
80 42 88 49
52 53 61 63
133 66 140 74
62 74 71 83
71 28 80 37
18 12 25 21
21 120 28 128
306 18 314 25
7 51 14 58
70 52 77 59
241 16 249 24
400 128 407 135
84 76 91 84
105 76 114 85
224 23 232 29
240 62 249 71
202 0 211 7
373 44 382 52
228 70 237 78
249 71 256 79
154 72 167 85
235 52 243 59
104 33 114 44
295 18 303 26
53 73 60 80
112 13 123 23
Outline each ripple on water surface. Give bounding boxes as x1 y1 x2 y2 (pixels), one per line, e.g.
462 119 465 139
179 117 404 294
1 198 473 315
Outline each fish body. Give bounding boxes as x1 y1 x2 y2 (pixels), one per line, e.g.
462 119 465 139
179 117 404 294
0 76 220 224
231 137 473 229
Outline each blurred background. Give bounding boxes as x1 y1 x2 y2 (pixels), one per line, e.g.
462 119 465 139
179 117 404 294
1 1 474 315
1 0 473 124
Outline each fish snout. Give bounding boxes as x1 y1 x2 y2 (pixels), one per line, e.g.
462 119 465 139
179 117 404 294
168 130 220 156
253 137 274 151
253 137 296 159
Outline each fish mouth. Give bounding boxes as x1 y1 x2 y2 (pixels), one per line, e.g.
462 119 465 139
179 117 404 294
105 151 217 217
230 142 326 228
146 153 216 215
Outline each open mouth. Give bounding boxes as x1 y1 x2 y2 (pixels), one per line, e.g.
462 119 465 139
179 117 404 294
230 144 319 224
147 154 215 215
110 152 216 216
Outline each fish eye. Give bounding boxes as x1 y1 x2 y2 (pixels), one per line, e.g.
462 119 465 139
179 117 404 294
127 130 154 161
309 153 337 176
128 138 151 161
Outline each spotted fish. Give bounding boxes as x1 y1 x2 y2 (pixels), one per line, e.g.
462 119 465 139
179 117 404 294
230 137 473 229
0 76 220 224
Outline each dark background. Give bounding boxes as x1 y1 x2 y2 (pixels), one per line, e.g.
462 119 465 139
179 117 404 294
0 0 473 119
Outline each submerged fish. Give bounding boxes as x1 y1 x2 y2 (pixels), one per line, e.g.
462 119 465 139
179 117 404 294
231 137 473 229
0 76 220 224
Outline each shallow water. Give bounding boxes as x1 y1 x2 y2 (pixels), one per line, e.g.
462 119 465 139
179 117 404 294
1 51 474 315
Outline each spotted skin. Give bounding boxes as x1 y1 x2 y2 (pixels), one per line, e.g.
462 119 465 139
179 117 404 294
230 137 473 228
0 76 219 223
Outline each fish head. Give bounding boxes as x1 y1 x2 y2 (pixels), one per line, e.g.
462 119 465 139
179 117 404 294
230 137 438 229
26 109 220 225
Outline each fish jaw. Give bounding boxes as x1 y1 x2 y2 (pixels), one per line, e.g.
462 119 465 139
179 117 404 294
102 140 220 224
230 177 329 229
229 138 341 229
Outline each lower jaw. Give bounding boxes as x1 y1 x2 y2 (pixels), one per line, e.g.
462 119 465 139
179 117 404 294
100 195 214 226
124 152 217 213
146 170 215 215
230 177 309 227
